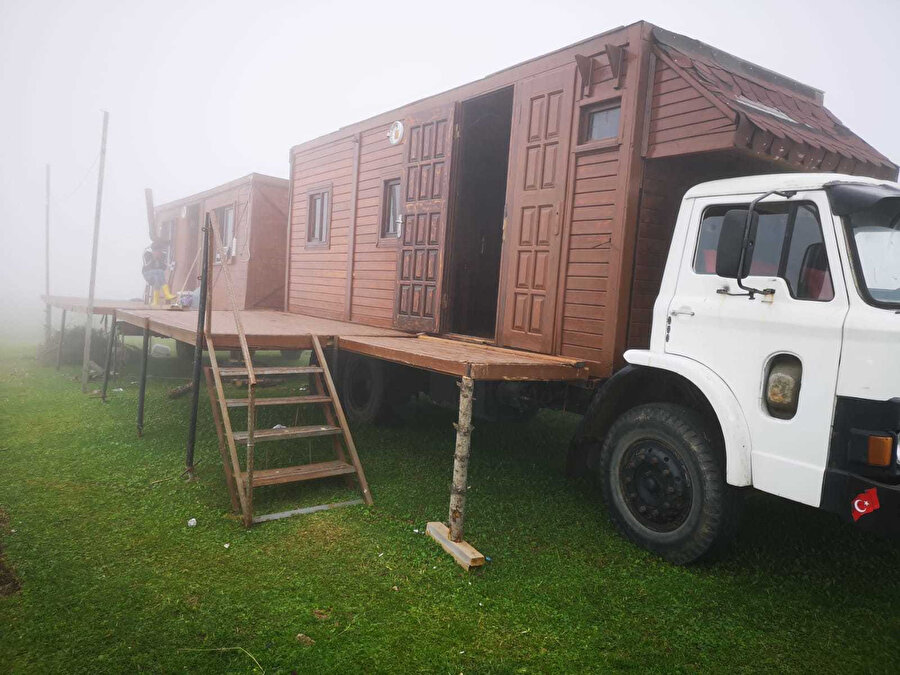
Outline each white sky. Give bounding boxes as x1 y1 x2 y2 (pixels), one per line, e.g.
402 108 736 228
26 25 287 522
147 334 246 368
1 0 897 337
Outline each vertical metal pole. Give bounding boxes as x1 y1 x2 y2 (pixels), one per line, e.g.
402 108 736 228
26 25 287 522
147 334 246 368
44 164 51 347
101 311 117 402
448 375 475 543
56 309 66 370
185 216 211 473
137 321 150 437
81 111 110 393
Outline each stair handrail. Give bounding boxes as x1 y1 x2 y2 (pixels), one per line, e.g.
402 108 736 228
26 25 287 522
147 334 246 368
206 211 256 517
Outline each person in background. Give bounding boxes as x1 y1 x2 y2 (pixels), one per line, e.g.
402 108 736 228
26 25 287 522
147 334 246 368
142 242 176 306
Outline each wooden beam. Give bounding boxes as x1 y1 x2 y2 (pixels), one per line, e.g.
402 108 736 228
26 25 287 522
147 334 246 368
81 110 109 394
344 133 362 321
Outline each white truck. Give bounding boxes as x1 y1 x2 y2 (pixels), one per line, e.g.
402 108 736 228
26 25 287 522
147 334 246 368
569 173 900 563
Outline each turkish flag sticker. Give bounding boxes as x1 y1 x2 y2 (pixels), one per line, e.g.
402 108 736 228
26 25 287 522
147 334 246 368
851 487 880 522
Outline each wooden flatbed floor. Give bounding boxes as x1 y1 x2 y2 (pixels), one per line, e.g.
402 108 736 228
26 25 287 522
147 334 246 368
340 335 590 381
117 309 408 350
116 309 590 382
44 295 154 315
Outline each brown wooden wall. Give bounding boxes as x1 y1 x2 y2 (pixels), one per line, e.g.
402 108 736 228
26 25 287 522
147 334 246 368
645 56 736 159
349 124 404 327
207 181 252 311
287 138 355 319
247 179 289 309
156 175 288 311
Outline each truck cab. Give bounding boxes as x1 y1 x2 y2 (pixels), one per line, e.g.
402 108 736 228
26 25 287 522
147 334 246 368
578 173 900 563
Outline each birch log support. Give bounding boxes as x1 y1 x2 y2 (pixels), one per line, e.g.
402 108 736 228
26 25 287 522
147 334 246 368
449 375 474 542
427 375 485 570
137 322 150 437
55 309 66 371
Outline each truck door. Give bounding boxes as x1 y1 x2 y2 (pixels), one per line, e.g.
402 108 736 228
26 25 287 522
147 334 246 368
664 192 848 506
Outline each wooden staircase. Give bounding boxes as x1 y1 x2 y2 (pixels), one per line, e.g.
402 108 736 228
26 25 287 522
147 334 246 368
201 211 371 526
204 334 372 525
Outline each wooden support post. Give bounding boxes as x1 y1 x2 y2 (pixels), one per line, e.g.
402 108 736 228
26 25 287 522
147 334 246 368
449 375 474 541
100 311 117 402
427 374 485 570
55 309 66 370
81 110 109 393
137 320 150 437
185 218 210 474
44 164 51 347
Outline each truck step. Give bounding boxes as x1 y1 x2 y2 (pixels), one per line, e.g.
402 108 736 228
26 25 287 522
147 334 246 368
224 395 332 408
232 425 342 443
218 366 323 377
241 460 357 487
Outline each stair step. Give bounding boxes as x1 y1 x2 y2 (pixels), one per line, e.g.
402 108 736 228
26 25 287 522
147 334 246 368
241 460 357 487
225 395 332 408
218 366 323 377
232 425 342 443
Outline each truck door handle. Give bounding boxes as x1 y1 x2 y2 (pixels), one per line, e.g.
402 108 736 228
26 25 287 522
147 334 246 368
670 307 695 317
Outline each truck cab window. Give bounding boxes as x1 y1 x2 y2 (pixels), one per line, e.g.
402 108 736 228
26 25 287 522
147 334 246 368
694 202 833 301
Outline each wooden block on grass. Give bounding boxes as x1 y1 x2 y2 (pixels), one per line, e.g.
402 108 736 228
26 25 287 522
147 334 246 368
426 522 485 570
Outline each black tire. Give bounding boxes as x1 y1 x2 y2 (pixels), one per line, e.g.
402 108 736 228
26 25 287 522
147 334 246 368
339 354 389 424
599 403 737 565
175 340 194 362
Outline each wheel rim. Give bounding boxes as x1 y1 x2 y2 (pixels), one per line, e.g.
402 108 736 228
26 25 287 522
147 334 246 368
619 440 693 532
347 362 373 410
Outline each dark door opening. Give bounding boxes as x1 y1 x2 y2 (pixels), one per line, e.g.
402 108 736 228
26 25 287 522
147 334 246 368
445 86 514 339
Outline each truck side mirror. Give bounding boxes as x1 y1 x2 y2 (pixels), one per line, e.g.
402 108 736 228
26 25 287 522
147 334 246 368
716 209 750 279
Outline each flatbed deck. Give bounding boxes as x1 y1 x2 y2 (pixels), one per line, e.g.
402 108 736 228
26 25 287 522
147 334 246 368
116 309 589 381
44 295 153 315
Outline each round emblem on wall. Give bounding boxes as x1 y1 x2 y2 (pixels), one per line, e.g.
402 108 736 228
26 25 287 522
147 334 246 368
387 120 405 145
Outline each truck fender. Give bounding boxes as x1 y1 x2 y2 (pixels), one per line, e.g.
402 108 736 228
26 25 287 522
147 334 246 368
623 349 752 486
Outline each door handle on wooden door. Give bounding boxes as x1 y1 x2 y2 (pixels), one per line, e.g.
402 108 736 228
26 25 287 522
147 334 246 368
554 205 561 236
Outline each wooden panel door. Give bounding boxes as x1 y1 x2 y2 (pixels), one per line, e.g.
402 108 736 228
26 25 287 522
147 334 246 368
498 69 575 352
395 105 456 332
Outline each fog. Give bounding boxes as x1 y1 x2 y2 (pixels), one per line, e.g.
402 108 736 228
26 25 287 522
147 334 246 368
1 0 897 340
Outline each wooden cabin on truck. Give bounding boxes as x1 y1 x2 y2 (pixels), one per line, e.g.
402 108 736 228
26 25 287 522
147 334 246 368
151 173 289 311
115 21 897 565
284 21 895 382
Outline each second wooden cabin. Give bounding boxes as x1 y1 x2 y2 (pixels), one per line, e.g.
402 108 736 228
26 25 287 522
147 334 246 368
285 21 896 377
152 173 289 310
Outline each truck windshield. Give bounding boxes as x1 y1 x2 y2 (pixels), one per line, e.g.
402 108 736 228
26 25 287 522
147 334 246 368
844 198 900 308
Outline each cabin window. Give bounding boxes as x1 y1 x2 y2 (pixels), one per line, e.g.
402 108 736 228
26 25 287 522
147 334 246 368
213 205 235 262
381 179 402 239
307 188 331 247
580 101 621 144
694 202 834 301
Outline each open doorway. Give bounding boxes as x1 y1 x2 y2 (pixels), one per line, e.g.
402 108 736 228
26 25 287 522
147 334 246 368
445 86 514 339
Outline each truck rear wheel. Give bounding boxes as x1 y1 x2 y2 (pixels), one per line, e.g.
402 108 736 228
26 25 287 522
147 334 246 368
339 354 389 424
599 403 735 564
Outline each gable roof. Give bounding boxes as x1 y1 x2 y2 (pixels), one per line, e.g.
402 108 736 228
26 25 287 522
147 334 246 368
651 27 897 179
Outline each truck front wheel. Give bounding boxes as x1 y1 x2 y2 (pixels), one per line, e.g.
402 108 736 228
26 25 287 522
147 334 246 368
599 403 735 564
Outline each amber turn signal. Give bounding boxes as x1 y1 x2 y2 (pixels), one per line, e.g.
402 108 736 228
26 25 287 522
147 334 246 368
867 435 895 467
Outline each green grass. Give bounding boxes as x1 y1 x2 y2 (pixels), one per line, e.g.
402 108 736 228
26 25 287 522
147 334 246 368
1 341 899 673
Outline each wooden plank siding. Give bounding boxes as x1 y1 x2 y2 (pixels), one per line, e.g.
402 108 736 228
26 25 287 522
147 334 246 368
246 179 290 309
645 59 737 159
287 136 357 319
349 124 404 327
155 174 289 311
